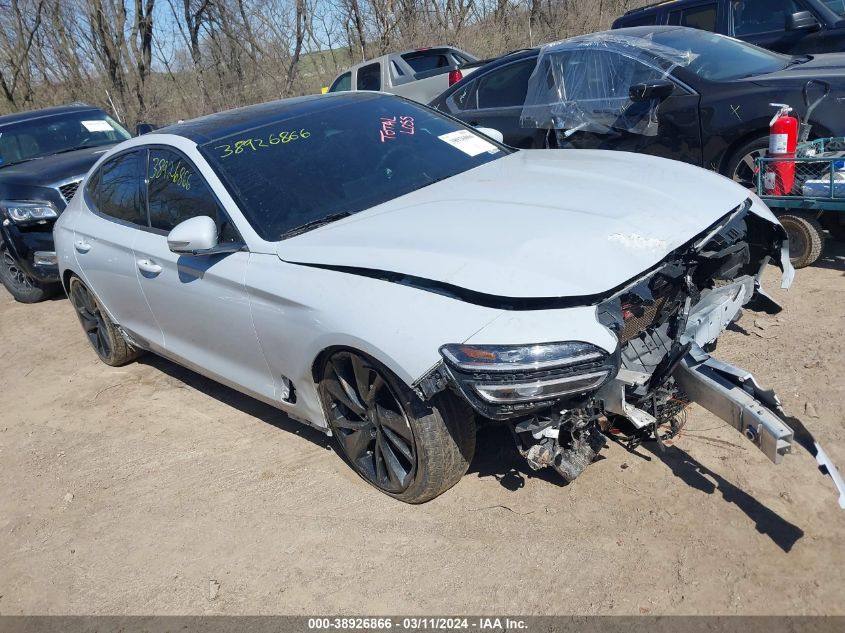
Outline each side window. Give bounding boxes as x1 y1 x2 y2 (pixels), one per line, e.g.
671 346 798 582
475 60 536 109
401 52 451 73
448 80 478 111
623 13 660 27
87 150 146 225
329 72 351 92
356 63 381 91
732 0 802 36
147 149 237 242
668 3 718 30
559 50 665 101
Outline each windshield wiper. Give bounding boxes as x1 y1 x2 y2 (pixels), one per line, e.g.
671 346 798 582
0 156 43 169
281 211 353 239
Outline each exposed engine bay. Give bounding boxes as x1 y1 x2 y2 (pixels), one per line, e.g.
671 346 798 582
421 200 845 508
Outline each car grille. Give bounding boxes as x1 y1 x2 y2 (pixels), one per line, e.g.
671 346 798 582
617 275 683 344
57 179 83 202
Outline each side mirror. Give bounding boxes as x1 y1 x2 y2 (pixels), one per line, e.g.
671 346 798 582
629 80 675 102
474 127 505 143
167 216 219 255
786 10 820 31
135 122 155 136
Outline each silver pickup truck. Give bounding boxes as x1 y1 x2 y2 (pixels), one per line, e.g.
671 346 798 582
326 47 480 104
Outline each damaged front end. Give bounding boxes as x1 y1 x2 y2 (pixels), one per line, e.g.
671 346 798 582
418 200 844 507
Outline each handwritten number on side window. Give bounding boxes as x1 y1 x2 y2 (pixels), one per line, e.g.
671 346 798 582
150 156 191 190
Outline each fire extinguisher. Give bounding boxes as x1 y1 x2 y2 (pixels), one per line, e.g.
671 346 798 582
764 103 798 196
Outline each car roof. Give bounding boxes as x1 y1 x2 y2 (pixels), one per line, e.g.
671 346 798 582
621 0 689 17
0 103 104 128
158 92 389 144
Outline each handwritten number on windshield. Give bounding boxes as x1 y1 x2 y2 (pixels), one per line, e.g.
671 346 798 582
216 129 311 159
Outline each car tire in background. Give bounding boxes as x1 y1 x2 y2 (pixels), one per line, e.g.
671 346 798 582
778 213 825 269
67 276 142 366
318 349 476 503
0 242 59 303
723 135 769 191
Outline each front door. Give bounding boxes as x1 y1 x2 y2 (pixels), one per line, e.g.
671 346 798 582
131 147 274 401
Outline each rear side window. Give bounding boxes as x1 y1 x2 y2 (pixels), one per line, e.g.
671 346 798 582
669 3 718 30
732 0 802 36
475 60 535 109
356 63 381 90
87 150 146 225
621 13 660 27
401 51 451 73
329 72 351 92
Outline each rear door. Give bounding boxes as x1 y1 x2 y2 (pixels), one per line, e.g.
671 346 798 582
443 58 547 148
131 147 274 400
74 149 163 348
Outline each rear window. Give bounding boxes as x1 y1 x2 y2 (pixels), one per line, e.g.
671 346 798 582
201 95 506 241
401 51 452 73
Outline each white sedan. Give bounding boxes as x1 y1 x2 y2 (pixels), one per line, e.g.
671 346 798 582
53 92 844 506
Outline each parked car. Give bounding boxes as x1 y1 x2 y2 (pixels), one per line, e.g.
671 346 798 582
0 104 131 302
429 27 845 243
54 92 844 506
327 46 480 103
612 0 845 54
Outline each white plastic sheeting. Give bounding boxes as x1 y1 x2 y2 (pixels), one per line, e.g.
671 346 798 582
520 33 696 138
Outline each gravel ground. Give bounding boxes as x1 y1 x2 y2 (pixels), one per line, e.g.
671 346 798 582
1 242 843 615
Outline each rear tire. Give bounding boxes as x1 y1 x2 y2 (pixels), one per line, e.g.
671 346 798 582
778 214 824 268
68 276 141 366
318 349 475 503
0 242 58 303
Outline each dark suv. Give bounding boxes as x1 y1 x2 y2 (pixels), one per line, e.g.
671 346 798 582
613 0 845 54
0 104 130 302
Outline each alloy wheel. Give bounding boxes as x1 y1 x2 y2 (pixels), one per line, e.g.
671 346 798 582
323 352 417 493
732 147 767 190
1 247 35 291
69 280 112 359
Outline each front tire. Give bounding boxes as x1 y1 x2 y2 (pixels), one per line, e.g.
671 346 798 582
68 276 141 366
0 242 58 303
779 214 825 269
318 350 475 503
723 135 769 190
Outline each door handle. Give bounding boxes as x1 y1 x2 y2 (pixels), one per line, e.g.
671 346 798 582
136 259 162 275
74 240 91 253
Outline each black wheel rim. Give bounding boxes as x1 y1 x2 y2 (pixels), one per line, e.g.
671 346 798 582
732 147 766 190
69 281 112 359
1 247 36 291
323 352 417 493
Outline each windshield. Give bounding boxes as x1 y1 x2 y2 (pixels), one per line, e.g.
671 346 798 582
0 110 130 168
202 94 506 241
822 0 845 16
648 28 790 80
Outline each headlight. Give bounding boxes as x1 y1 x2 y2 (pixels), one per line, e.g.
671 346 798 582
439 342 617 413
2 200 59 223
440 342 606 373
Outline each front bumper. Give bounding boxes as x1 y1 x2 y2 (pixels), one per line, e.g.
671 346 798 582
0 219 59 283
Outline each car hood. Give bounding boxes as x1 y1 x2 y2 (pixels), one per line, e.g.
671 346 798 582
0 145 113 187
750 53 845 83
276 150 753 299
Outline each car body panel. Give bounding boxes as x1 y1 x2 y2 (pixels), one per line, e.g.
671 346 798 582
275 149 750 299
429 27 845 173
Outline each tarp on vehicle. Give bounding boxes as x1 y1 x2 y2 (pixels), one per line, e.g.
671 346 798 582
519 33 696 138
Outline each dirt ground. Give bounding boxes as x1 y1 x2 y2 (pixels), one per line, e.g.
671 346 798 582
1 243 843 616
